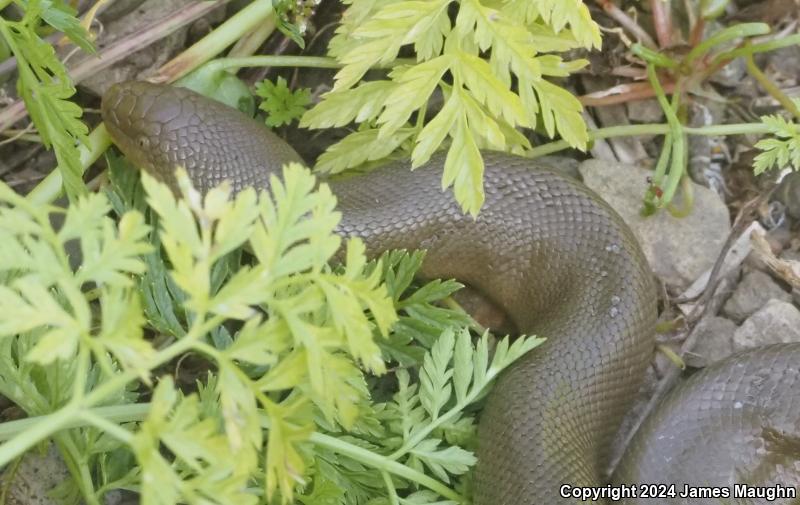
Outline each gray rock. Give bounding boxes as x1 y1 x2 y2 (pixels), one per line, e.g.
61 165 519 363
733 299 800 351
709 56 747 87
579 160 731 288
765 44 800 88
687 100 728 194
780 251 800 306
626 99 664 123
0 443 69 505
722 269 792 322
774 171 800 220
684 316 737 368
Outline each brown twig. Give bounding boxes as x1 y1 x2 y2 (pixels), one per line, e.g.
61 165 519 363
688 16 705 46
612 190 774 476
0 0 230 132
650 0 674 48
0 123 36 146
673 191 772 308
610 65 648 79
580 80 677 106
593 0 658 48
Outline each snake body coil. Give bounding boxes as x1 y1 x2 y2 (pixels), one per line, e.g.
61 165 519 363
101 82 800 504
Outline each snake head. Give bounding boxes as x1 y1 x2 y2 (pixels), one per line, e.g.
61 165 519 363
101 80 302 195
101 81 193 190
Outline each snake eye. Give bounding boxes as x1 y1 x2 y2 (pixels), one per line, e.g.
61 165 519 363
136 136 150 149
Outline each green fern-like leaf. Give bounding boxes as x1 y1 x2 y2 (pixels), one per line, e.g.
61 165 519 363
133 377 259 505
256 77 312 127
303 0 597 215
754 112 800 174
1 4 93 200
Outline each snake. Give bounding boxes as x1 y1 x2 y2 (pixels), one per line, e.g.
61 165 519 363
100 81 800 504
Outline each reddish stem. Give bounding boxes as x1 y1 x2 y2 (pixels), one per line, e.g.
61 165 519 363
650 0 674 48
593 0 658 48
580 81 677 107
688 17 706 46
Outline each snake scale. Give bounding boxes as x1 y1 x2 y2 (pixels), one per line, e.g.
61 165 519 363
101 81 800 504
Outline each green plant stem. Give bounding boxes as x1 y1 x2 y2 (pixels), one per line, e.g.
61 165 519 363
389 376 495 461
53 433 102 505
0 400 463 501
525 122 771 158
744 51 800 120
666 174 694 218
710 34 800 68
631 43 679 68
684 22 769 66
209 55 342 71
205 55 412 73
310 431 464 503
81 316 223 410
0 404 150 442
0 315 223 466
227 13 277 58
648 65 685 206
26 123 110 204
154 0 276 82
79 411 135 444
416 98 429 135
656 343 685 369
73 345 91 401
381 471 400 505
0 403 79 466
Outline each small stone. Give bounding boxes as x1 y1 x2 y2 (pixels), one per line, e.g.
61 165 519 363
774 171 800 220
578 160 731 289
709 57 747 87
684 316 737 368
626 99 664 123
765 45 800 87
733 299 800 351
1 443 69 505
722 270 792 323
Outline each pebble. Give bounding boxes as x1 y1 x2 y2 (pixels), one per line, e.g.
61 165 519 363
721 270 792 323
733 299 800 351
684 316 737 368
579 160 731 289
